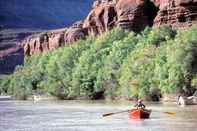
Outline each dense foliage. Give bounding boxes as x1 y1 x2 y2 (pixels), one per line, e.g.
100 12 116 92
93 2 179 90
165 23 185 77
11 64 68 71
1 26 197 100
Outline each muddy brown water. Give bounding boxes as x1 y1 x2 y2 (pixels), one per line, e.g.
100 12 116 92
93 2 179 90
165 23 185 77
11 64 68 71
0 100 197 131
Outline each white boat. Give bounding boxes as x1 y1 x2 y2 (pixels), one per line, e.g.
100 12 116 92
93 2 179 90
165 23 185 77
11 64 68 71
32 94 57 102
178 95 197 106
33 94 42 101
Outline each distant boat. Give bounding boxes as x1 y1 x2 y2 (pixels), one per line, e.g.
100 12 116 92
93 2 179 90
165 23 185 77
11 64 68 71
33 94 42 101
178 95 197 106
32 93 57 102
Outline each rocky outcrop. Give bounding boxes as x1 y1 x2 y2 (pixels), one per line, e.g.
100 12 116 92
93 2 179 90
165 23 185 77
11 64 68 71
153 0 197 28
23 21 89 56
23 0 118 55
83 0 117 35
83 0 158 34
65 21 88 43
116 0 158 32
1 0 197 74
22 0 197 55
23 28 66 56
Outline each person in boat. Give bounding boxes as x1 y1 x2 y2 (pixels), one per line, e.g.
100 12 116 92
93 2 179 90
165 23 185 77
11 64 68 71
134 99 146 109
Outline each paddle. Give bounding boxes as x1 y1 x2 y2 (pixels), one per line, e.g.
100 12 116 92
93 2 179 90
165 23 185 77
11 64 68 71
162 111 176 116
102 109 176 117
102 109 132 117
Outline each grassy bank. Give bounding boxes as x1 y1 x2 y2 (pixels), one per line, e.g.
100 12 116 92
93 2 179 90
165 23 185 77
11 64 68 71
0 26 197 100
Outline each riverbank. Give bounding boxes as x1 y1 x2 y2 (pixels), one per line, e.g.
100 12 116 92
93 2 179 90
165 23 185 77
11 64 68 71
0 91 180 102
0 95 12 101
0 94 179 106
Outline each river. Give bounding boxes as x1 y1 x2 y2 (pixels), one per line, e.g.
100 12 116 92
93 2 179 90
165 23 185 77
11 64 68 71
0 100 197 131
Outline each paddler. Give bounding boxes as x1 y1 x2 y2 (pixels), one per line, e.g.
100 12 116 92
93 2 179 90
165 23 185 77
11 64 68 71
134 99 146 109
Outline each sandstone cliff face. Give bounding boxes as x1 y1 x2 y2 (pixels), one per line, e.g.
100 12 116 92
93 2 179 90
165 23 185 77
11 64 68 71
22 0 197 56
153 0 197 27
23 28 66 56
83 0 117 35
23 21 89 56
116 0 158 32
65 21 88 43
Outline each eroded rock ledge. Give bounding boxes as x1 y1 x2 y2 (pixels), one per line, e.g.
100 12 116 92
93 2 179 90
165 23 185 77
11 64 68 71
23 0 197 56
153 0 197 28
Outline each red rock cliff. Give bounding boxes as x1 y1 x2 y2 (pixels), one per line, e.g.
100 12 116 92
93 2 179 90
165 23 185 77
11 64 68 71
23 0 197 56
153 0 197 28
23 21 88 55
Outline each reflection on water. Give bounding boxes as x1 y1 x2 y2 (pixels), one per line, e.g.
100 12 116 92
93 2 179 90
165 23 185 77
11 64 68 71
0 100 197 131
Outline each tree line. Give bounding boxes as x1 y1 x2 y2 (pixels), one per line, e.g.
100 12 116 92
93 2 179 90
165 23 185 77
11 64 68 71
0 26 197 100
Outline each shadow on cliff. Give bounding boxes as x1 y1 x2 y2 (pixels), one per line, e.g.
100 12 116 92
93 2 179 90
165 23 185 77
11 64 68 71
0 48 24 74
145 0 159 27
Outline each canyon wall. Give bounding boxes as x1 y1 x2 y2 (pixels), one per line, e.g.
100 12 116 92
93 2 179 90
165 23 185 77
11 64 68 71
153 0 197 27
0 0 94 74
22 0 197 56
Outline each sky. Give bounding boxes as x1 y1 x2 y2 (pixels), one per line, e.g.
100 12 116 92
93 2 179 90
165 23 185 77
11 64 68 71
0 0 94 29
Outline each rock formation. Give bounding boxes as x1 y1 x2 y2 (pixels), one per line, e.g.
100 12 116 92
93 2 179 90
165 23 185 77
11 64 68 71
22 0 197 56
1 0 197 74
153 0 197 28
23 21 89 56
116 0 158 32
83 0 117 35
65 21 88 43
23 28 66 56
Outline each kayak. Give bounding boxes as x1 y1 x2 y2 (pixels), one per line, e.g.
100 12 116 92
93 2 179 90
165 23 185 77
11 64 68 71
129 108 151 119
